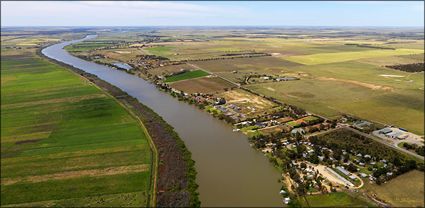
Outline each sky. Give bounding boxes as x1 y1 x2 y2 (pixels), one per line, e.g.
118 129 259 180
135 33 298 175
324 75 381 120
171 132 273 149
1 1 424 27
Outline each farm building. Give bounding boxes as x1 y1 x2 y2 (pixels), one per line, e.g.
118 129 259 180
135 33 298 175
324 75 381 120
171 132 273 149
379 127 393 134
353 120 372 130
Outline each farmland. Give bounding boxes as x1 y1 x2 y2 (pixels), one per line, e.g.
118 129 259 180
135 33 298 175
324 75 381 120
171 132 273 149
164 70 209 83
285 48 424 65
1 50 154 206
170 76 236 94
58 27 424 207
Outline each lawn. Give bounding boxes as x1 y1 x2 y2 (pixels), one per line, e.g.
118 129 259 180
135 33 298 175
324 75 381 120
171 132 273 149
302 192 372 207
284 48 424 65
363 170 424 207
1 50 153 206
164 70 209 83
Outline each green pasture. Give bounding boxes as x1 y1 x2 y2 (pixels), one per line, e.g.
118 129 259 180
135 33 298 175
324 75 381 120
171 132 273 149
1 52 153 206
164 70 209 83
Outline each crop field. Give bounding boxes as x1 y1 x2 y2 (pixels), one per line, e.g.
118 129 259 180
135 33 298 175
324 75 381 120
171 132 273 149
302 192 372 207
164 70 209 83
1 51 153 206
363 170 424 207
169 76 236 94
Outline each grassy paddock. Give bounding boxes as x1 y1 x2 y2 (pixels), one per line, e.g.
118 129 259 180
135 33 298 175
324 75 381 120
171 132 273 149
363 170 424 207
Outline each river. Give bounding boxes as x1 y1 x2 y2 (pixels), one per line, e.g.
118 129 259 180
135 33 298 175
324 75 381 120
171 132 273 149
42 35 283 207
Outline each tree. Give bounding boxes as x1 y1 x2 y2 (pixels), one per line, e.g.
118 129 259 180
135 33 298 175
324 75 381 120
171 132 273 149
309 154 320 164
347 163 357 172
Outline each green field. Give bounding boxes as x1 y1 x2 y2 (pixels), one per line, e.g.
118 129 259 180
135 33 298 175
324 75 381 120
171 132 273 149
145 46 175 57
284 48 424 65
1 52 153 206
164 70 209 83
302 192 372 207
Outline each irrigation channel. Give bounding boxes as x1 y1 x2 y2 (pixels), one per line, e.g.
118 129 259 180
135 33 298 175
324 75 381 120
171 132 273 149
42 35 283 206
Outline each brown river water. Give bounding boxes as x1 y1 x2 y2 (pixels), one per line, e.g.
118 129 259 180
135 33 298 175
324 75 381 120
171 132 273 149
42 35 283 207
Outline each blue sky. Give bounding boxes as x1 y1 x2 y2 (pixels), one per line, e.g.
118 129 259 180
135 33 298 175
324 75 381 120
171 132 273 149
1 1 424 27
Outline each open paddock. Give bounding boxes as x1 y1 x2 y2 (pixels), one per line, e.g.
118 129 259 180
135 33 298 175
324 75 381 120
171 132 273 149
164 70 209 83
149 64 198 76
191 56 303 73
285 49 424 65
363 170 424 207
247 78 424 134
169 76 236 94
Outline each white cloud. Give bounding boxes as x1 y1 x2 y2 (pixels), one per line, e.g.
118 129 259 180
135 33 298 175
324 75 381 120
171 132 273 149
1 1 245 26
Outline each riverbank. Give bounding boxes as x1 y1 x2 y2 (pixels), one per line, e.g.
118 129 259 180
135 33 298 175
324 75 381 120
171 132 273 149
38 48 200 207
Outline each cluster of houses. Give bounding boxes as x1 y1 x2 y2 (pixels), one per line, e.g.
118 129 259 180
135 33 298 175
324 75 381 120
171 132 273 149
236 115 332 137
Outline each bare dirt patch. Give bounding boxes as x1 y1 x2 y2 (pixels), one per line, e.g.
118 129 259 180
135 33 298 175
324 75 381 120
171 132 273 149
220 89 275 110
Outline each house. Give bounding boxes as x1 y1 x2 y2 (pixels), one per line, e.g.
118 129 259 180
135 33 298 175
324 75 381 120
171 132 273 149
353 120 372 130
284 197 291 205
349 175 357 180
214 97 226 105
360 173 368 178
